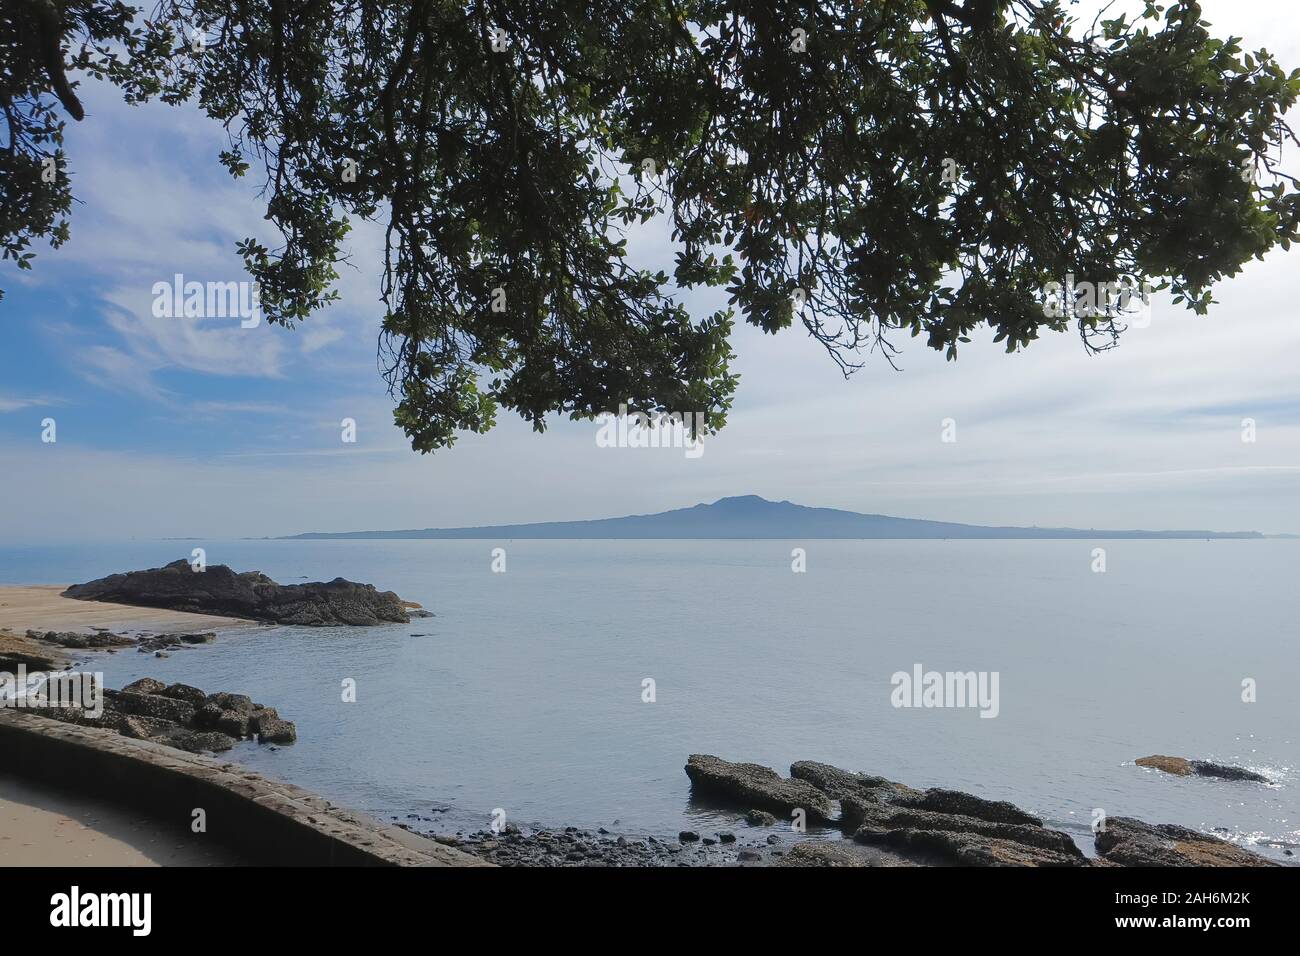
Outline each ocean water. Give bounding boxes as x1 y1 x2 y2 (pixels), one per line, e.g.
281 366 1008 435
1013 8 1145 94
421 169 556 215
2 539 1296 861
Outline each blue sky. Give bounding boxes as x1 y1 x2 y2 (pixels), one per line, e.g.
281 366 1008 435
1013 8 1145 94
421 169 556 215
3 1 1300 542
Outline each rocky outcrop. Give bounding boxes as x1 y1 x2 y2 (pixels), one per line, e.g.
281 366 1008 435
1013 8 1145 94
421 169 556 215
852 801 1085 866
685 754 1277 867
690 754 1081 865
1136 754 1270 784
684 754 834 821
37 678 295 754
63 560 413 626
1096 817 1276 867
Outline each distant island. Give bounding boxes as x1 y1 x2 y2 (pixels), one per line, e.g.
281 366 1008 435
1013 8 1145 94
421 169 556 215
281 495 1265 540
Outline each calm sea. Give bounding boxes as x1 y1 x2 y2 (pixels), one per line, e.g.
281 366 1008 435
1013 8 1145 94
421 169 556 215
2 539 1295 861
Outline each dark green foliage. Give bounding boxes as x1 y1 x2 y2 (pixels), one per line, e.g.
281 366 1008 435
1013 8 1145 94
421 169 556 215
3 1 1298 449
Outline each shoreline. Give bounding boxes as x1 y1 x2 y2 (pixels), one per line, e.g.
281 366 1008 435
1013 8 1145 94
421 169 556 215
1 586 1290 868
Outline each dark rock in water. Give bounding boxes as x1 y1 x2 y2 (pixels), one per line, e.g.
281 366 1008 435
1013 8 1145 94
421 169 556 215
63 559 412 627
255 716 297 744
1191 761 1269 783
746 809 777 826
718 831 736 843
685 755 834 821
1136 754 1269 783
687 753 1271 867
1096 817 1277 867
678 830 700 842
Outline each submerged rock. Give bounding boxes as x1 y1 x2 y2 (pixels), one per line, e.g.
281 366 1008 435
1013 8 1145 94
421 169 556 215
63 559 412 627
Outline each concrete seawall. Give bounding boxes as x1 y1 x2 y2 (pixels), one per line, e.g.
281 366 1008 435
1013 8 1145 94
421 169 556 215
0 709 488 867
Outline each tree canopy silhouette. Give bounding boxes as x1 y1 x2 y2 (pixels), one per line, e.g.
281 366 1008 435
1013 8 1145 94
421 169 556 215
4 1 1298 450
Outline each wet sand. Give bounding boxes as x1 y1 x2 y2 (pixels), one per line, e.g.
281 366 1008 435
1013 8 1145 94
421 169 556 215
0 773 247 866
0 585 248 635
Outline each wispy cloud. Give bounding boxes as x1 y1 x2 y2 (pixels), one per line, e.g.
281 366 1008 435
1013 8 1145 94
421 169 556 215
0 395 58 413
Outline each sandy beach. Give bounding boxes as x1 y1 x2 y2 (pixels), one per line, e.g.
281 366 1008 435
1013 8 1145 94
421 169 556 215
0 585 249 635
